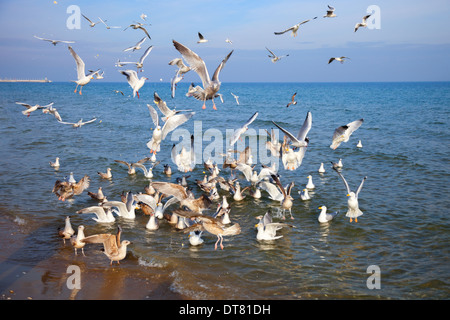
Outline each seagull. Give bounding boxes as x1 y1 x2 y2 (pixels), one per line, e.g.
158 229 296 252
33 35 75 46
132 161 160 179
123 37 147 52
82 226 131 265
229 111 258 146
357 140 363 148
282 147 306 171
119 69 147 98
323 5 337 18
332 167 367 223
124 22 151 39
197 32 208 43
274 17 317 37
354 14 371 32
258 180 284 202
58 216 75 244
15 102 52 117
76 205 116 223
231 92 240 105
52 175 90 201
330 118 364 149
170 70 183 98
146 103 195 154
328 56 350 64
225 38 233 44
168 58 191 75
97 168 112 179
265 129 282 157
318 163 326 173
153 92 192 121
318 206 340 223
82 14 100 27
299 188 311 201
113 90 124 95
272 111 312 149
98 17 121 29
70 225 87 256
266 47 289 63
271 174 295 219
152 182 212 213
286 92 297 107
58 118 97 128
42 104 62 121
306 175 315 189
68 46 99 95
50 157 60 169
140 13 147 21
119 45 153 72
255 211 295 241
173 40 233 110
172 135 195 173
114 157 151 175
103 192 137 220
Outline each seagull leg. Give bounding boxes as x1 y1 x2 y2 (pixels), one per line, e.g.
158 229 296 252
349 218 353 223
137 91 140 99
355 218 358 223
220 236 224 250
79 86 83 95
214 236 220 250
212 99 217 110
202 101 206 110
74 84 79 93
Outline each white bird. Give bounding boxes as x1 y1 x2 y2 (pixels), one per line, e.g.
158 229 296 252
357 140 363 148
81 226 131 265
337 158 343 168
58 118 97 128
98 17 121 29
153 92 192 121
103 192 137 220
146 103 195 154
97 167 112 179
229 111 258 146
255 211 295 241
168 58 191 75
231 92 240 105
173 40 233 110
330 118 364 150
68 46 98 95
272 111 312 149
318 206 340 223
259 180 284 202
33 35 74 46
170 71 183 98
123 37 147 52
332 167 367 223
119 69 147 98
81 14 100 27
328 56 350 64
225 38 233 44
58 216 75 244
172 135 195 173
124 22 151 39
70 225 87 256
236 163 275 185
42 104 62 122
188 230 204 246
355 14 372 32
140 13 147 21
282 147 306 171
132 161 160 179
274 17 317 37
318 163 326 173
50 157 60 169
323 5 337 18
114 157 151 175
266 47 289 63
68 172 76 184
265 128 282 157
16 101 52 117
306 175 315 189
299 188 311 201
197 32 208 43
119 45 153 72
76 205 116 223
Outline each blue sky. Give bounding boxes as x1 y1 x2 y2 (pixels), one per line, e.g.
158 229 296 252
0 0 449 82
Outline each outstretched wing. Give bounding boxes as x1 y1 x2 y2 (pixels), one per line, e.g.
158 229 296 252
211 50 234 82
173 40 210 88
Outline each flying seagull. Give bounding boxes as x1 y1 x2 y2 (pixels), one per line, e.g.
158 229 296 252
68 46 99 95
82 14 100 27
272 111 312 149
124 22 151 39
98 17 121 29
229 111 258 146
33 35 74 46
355 14 371 32
274 17 317 37
266 47 289 63
172 40 233 110
197 32 208 43
324 5 337 18
119 69 147 98
330 118 364 149
286 92 297 107
328 56 350 64
123 37 147 52
118 45 153 72
58 118 97 128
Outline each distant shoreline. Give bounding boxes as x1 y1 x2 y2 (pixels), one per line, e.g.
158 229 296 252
0 78 51 83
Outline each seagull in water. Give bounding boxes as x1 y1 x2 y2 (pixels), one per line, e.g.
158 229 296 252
68 46 99 95
274 17 317 37
33 35 75 46
318 206 339 223
330 118 364 149
266 47 289 63
255 211 295 241
172 40 233 110
119 69 147 98
332 166 367 223
354 14 372 32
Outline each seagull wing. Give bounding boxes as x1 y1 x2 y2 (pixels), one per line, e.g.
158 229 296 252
271 121 301 146
296 111 312 142
173 40 210 88
333 167 351 194
146 104 160 128
153 92 172 117
211 50 234 82
68 46 86 79
161 112 195 140
139 45 153 64
119 69 138 87
135 193 157 210
356 176 367 197
274 26 294 35
151 182 188 201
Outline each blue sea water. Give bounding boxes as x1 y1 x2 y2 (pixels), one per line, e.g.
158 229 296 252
0 81 449 299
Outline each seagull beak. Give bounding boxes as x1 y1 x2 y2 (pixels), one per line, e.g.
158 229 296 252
318 206 322 209
346 194 350 197
255 224 259 228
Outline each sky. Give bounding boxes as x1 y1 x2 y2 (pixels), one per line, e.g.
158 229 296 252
0 0 449 82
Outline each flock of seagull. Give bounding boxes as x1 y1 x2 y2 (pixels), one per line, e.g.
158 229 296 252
24 5 371 265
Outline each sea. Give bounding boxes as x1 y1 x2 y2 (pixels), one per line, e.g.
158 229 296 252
0 81 449 300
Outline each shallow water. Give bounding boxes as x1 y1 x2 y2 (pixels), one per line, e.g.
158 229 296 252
0 81 449 299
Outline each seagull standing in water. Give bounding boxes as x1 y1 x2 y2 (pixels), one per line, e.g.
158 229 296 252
172 40 233 110
68 46 99 95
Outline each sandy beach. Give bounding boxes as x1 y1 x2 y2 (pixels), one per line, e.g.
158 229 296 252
0 209 188 300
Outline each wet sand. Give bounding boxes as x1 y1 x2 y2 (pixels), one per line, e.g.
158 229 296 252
0 211 189 300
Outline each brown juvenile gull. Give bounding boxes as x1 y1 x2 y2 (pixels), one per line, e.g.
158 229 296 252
172 40 233 110
152 182 212 213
